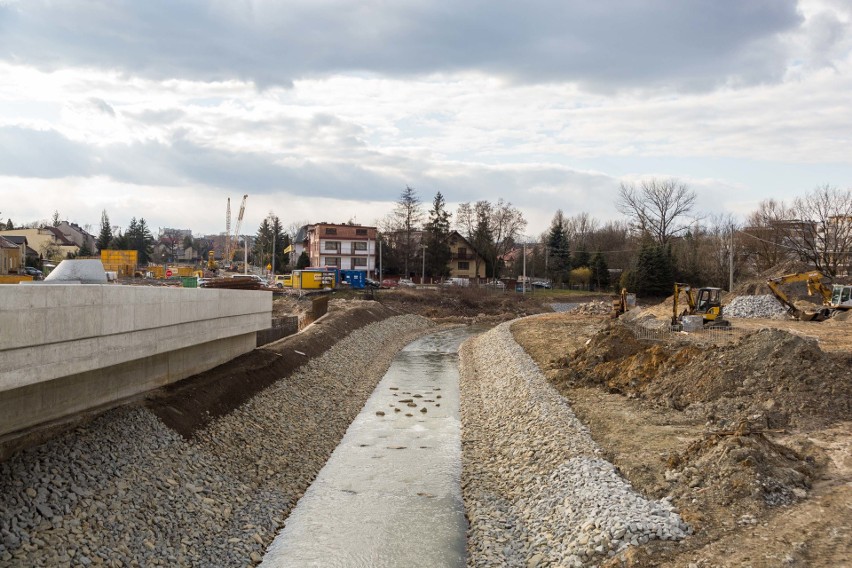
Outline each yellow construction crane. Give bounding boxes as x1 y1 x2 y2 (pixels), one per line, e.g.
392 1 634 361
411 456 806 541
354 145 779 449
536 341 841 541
230 195 248 263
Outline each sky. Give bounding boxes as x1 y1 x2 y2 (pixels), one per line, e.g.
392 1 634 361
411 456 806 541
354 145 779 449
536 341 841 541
0 0 851 238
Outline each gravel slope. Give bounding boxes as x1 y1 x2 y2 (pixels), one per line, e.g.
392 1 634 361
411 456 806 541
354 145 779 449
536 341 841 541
0 314 433 567
459 320 689 568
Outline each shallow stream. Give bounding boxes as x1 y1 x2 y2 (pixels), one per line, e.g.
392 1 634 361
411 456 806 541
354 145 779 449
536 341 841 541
260 325 482 567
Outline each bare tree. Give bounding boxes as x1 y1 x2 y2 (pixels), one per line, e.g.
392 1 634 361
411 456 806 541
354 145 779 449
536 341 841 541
394 186 424 276
791 185 852 276
617 178 697 245
564 212 598 250
738 199 796 273
489 199 527 278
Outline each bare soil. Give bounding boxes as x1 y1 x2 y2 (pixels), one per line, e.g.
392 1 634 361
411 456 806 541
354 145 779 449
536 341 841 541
512 313 852 567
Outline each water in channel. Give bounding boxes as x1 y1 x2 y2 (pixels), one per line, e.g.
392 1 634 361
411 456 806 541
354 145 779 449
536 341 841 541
260 325 483 568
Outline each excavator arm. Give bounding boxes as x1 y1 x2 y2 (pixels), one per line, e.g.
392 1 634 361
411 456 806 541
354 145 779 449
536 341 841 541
766 271 832 321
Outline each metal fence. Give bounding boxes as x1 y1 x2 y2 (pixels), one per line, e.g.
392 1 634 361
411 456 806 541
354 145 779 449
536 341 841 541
625 320 749 346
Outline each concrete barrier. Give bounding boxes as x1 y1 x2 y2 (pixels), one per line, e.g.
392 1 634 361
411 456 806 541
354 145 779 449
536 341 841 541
0 285 271 438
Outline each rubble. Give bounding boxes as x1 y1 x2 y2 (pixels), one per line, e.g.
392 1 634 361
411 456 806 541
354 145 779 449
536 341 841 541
724 294 788 319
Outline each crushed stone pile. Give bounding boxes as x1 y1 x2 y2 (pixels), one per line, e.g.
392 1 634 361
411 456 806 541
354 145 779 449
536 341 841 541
724 295 788 319
561 324 852 431
567 300 613 315
460 322 689 567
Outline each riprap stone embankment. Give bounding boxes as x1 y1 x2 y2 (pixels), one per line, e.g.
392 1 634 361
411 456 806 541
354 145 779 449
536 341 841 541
459 319 690 567
0 313 433 567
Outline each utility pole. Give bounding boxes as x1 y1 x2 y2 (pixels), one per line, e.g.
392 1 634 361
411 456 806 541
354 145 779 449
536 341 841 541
271 226 276 277
378 234 383 283
522 239 527 294
729 224 734 292
421 244 427 285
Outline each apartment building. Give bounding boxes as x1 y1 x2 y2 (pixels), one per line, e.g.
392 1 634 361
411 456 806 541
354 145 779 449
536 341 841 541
297 223 377 275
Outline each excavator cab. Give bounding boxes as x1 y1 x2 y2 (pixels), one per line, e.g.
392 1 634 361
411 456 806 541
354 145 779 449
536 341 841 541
695 287 723 317
672 284 729 329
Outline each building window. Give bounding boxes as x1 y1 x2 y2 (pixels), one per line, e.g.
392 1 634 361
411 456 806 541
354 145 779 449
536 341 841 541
353 242 367 252
324 241 341 252
458 247 468 259
325 228 337 235
325 257 341 267
458 261 469 270
353 257 367 267
356 228 368 235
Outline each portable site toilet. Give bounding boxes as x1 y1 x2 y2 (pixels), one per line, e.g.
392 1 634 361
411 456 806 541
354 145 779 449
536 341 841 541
339 270 366 289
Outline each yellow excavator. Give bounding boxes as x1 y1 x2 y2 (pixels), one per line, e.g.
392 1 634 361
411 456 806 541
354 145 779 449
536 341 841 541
671 283 730 329
766 271 852 321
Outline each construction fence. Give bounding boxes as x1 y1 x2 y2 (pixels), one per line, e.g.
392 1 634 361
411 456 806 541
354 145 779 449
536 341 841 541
624 320 749 347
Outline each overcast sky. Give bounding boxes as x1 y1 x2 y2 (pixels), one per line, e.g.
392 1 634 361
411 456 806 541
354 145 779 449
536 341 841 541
1 0 850 237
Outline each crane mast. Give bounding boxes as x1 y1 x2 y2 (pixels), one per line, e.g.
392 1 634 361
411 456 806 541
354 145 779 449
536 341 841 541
230 194 248 262
224 198 231 264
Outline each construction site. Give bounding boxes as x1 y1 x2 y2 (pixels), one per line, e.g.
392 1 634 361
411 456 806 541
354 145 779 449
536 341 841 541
0 263 850 567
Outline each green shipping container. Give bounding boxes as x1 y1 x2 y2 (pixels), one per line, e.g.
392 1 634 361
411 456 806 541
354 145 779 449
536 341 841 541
180 276 198 288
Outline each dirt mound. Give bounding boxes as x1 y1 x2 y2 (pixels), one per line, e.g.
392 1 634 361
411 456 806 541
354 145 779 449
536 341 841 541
666 420 816 530
561 325 852 429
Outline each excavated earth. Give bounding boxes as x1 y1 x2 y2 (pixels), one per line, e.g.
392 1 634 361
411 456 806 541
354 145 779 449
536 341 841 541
513 306 851 566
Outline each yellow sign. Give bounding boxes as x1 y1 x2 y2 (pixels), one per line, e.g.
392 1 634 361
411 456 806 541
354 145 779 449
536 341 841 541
266 263 272 271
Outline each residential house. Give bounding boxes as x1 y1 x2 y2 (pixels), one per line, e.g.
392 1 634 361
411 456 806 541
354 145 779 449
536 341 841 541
2 236 38 266
0 236 22 275
0 227 78 261
56 221 97 254
448 231 486 279
295 223 377 275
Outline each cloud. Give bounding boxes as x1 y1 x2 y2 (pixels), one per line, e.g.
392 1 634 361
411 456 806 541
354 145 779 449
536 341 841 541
0 0 807 90
0 126 93 177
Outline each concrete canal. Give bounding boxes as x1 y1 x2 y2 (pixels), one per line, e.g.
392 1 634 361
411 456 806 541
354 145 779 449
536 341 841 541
260 325 482 567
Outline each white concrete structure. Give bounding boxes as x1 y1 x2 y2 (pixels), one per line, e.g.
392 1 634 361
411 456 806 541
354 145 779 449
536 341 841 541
0 285 271 437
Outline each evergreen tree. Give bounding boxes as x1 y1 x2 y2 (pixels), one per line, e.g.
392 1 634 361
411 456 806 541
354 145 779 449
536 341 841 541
423 192 452 278
296 250 310 269
547 211 571 285
52 210 60 227
632 240 675 296
96 210 112 251
573 248 591 268
5 219 13 230
138 219 155 264
254 218 273 268
78 240 93 258
590 251 611 291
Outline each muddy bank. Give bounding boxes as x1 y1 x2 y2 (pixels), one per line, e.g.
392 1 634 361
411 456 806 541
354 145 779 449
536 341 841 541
146 302 404 438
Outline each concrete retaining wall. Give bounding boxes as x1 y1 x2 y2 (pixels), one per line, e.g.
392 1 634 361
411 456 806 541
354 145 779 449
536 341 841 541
0 285 271 437
257 316 300 347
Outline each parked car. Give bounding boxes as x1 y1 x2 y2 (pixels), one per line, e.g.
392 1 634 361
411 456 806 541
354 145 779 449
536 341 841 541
273 274 292 288
381 279 398 288
22 267 43 280
398 278 416 288
484 280 506 289
531 280 552 289
365 277 381 289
